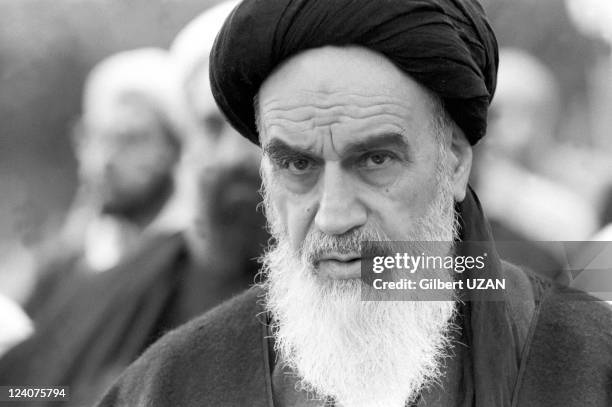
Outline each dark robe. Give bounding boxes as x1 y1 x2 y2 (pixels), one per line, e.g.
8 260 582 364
93 282 612 407
93 190 612 406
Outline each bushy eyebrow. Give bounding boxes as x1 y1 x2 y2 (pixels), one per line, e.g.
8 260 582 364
263 139 320 163
263 133 410 161
341 133 410 156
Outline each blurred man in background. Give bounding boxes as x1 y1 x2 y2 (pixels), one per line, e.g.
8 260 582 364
472 47 598 283
0 1 270 401
25 48 195 318
0 45 235 407
70 47 195 266
168 0 267 314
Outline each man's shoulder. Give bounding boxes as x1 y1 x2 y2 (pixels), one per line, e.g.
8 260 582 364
496 262 612 404
500 260 612 360
517 263 612 348
137 285 265 365
165 284 263 339
96 286 271 407
499 259 612 334
536 285 612 342
516 285 612 405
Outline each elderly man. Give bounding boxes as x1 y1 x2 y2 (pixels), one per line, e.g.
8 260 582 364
31 48 195 283
21 48 194 322
0 48 201 407
97 1 612 406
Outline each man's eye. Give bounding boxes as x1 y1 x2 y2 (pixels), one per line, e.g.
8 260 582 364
360 152 395 168
282 158 314 174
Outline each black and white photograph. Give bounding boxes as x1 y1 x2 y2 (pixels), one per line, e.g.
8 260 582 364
1 0 612 406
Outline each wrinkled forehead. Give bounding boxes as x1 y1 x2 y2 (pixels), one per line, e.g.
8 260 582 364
257 46 438 151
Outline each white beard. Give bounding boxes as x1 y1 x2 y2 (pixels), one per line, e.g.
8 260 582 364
260 151 459 407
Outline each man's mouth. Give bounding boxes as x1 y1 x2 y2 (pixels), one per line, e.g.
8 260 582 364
315 254 362 280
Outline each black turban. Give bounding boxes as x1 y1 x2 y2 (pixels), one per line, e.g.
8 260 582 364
210 0 498 145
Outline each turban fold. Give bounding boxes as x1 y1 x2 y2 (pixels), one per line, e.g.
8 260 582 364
210 0 499 145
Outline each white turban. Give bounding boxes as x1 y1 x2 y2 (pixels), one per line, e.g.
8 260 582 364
82 47 197 146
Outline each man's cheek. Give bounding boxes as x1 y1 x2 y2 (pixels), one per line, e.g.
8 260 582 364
364 195 419 241
285 200 316 251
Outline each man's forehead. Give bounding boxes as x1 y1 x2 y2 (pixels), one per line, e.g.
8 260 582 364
257 46 437 152
259 102 417 155
259 46 424 103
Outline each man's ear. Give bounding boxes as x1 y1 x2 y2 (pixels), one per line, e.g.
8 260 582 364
449 124 473 202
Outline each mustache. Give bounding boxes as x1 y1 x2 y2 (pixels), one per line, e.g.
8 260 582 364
300 226 393 266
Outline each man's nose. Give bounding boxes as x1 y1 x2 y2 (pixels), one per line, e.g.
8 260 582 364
314 164 367 236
